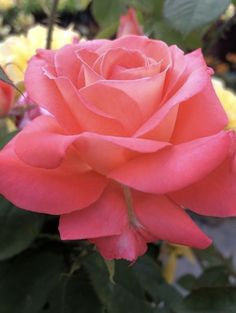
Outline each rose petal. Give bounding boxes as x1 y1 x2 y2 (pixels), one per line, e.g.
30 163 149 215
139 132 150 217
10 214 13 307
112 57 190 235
172 79 228 143
109 131 231 193
170 157 236 217
55 77 127 136
55 44 81 84
80 82 143 133
133 192 211 248
134 63 209 138
97 35 171 68
91 226 147 261
0 140 107 214
74 133 170 173
14 115 74 168
14 115 169 172
99 70 167 121
95 48 147 78
25 52 81 133
76 49 102 86
59 184 127 239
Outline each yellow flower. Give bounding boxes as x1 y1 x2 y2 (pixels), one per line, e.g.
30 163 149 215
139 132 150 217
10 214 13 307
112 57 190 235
0 24 79 83
212 77 236 130
0 0 15 11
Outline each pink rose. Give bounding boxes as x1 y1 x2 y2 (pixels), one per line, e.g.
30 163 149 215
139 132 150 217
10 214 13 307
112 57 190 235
0 35 235 261
117 8 144 37
0 80 14 117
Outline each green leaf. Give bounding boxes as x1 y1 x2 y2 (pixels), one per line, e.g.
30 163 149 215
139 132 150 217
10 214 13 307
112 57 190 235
83 252 112 305
0 196 44 260
84 253 156 313
95 22 118 39
0 66 16 88
193 245 226 268
178 274 197 291
0 130 18 149
0 249 64 313
132 255 182 307
174 287 236 313
64 269 103 313
42 269 103 313
76 0 92 10
193 266 230 288
163 0 231 35
92 0 126 28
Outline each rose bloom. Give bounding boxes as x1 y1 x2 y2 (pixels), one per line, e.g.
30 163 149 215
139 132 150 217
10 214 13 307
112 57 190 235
117 8 143 37
0 35 236 261
0 79 14 116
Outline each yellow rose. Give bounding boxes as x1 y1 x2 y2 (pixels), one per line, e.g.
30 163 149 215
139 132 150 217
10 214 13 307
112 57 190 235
0 0 15 11
212 77 236 130
0 24 79 83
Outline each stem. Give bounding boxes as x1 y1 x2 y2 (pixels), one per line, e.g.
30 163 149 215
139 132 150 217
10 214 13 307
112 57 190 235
46 0 59 49
123 185 135 222
122 185 141 228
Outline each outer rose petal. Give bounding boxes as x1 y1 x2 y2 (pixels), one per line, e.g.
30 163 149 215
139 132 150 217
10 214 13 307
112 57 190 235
133 192 211 248
0 140 107 214
91 227 147 262
14 115 170 172
89 188 210 261
134 58 209 138
172 78 228 144
109 132 231 194
169 157 236 217
25 51 81 133
59 184 127 239
54 44 81 85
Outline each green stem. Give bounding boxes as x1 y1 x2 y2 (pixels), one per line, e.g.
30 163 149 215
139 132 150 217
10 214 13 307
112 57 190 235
123 185 141 228
46 0 59 49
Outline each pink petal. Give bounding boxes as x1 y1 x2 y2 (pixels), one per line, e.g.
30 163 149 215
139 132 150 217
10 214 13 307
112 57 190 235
74 133 170 173
76 49 102 86
59 184 127 239
170 157 236 217
0 140 107 214
96 48 147 78
91 226 147 261
97 35 171 68
25 52 81 133
172 78 228 143
134 60 209 138
133 192 211 248
55 77 126 136
14 115 74 168
14 115 169 172
109 131 231 193
100 69 167 121
80 82 143 133
117 8 144 37
54 44 81 85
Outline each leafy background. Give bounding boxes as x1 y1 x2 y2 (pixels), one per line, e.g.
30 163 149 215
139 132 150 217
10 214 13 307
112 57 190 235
1 0 236 312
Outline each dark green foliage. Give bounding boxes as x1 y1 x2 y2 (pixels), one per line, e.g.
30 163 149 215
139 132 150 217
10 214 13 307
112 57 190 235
0 196 44 260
